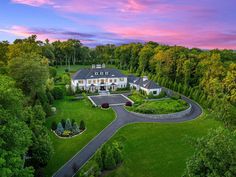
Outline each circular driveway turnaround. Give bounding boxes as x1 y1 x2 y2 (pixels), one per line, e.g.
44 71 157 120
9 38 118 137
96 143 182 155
52 96 202 177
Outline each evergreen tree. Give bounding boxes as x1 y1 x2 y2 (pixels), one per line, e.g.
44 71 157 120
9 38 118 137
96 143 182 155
79 120 85 130
72 122 80 134
61 119 66 128
51 121 57 130
95 150 103 170
103 148 116 170
56 122 64 135
65 119 72 131
177 83 182 94
112 147 123 165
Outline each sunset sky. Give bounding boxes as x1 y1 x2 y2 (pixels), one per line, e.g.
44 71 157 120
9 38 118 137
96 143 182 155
0 0 236 49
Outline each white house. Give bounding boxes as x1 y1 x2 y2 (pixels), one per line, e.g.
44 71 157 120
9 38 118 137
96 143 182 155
71 64 128 92
71 64 162 95
128 76 162 96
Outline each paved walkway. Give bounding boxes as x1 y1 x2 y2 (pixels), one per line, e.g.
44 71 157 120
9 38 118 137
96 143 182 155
53 96 202 177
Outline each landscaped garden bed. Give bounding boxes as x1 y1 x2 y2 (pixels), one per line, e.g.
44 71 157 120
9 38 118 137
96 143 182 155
126 98 189 114
51 118 86 138
44 97 115 176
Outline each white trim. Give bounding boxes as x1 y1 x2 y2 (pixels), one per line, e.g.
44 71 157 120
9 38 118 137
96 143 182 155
88 96 97 106
121 94 134 104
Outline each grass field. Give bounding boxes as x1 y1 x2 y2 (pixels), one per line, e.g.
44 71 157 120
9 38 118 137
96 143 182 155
44 97 115 176
127 98 189 114
97 114 221 177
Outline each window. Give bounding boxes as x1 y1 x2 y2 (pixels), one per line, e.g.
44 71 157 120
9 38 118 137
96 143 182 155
93 80 96 83
105 79 108 82
88 80 91 84
153 91 157 94
105 72 109 75
100 72 103 75
109 79 112 83
95 72 98 75
78 80 83 84
120 78 124 81
114 79 117 83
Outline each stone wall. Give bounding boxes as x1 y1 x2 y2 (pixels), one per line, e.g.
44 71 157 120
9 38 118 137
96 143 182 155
127 103 192 119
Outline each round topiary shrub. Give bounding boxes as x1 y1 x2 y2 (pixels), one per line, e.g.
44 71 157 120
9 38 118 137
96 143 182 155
125 101 132 107
101 103 109 109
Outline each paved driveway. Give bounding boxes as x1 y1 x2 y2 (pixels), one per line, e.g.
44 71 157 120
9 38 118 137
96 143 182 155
53 94 202 177
89 94 132 106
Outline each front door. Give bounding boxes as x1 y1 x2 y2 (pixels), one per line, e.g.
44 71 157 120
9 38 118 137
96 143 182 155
100 86 105 90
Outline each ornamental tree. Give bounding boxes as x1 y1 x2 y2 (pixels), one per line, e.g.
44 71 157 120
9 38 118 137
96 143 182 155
56 122 64 135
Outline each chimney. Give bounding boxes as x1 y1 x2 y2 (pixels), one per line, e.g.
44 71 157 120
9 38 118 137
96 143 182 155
92 64 95 68
102 63 106 68
143 76 148 81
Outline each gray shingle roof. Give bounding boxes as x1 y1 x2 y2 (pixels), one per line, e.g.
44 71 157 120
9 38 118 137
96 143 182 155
72 68 126 80
129 76 161 89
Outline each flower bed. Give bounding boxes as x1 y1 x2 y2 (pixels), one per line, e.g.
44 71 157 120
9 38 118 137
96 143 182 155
51 118 86 138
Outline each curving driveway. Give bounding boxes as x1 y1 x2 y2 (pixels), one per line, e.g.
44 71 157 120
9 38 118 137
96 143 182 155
52 96 202 177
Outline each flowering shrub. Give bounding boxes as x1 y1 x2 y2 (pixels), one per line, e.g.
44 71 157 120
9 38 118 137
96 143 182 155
62 130 72 137
101 103 109 109
125 101 132 106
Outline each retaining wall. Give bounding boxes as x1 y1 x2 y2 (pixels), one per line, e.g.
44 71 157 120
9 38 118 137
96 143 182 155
127 103 192 119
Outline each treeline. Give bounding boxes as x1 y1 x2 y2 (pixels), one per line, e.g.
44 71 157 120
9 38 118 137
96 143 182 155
0 35 116 68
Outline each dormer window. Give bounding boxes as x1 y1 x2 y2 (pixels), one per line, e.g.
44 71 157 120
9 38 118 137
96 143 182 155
95 72 98 75
105 72 108 75
100 72 103 75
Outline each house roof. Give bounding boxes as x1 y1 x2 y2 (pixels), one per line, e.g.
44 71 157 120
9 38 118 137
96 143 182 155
72 68 126 80
128 75 161 89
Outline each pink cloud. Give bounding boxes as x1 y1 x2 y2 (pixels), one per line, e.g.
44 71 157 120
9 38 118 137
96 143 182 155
11 0 54 6
0 26 60 41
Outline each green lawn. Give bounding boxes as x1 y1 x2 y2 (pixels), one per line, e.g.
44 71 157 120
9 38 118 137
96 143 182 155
55 65 91 76
44 97 115 176
128 91 145 103
103 114 221 177
127 98 189 114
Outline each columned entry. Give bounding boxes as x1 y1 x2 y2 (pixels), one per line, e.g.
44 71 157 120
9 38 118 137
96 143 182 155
100 86 106 90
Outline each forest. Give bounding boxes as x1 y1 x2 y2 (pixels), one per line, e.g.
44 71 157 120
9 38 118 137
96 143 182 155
0 35 235 177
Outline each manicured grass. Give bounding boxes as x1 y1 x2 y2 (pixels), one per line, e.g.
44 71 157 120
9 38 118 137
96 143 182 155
127 98 189 114
104 114 221 177
128 91 145 103
55 65 91 76
44 97 115 177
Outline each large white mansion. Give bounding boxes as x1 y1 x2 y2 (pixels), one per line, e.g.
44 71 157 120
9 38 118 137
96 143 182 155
71 64 162 95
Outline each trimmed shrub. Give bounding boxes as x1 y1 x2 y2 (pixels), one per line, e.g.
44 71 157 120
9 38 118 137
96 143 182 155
72 122 80 134
62 130 72 137
51 121 57 130
52 86 65 100
125 101 132 107
56 122 64 135
101 103 109 109
65 119 72 131
61 119 66 128
79 120 86 131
